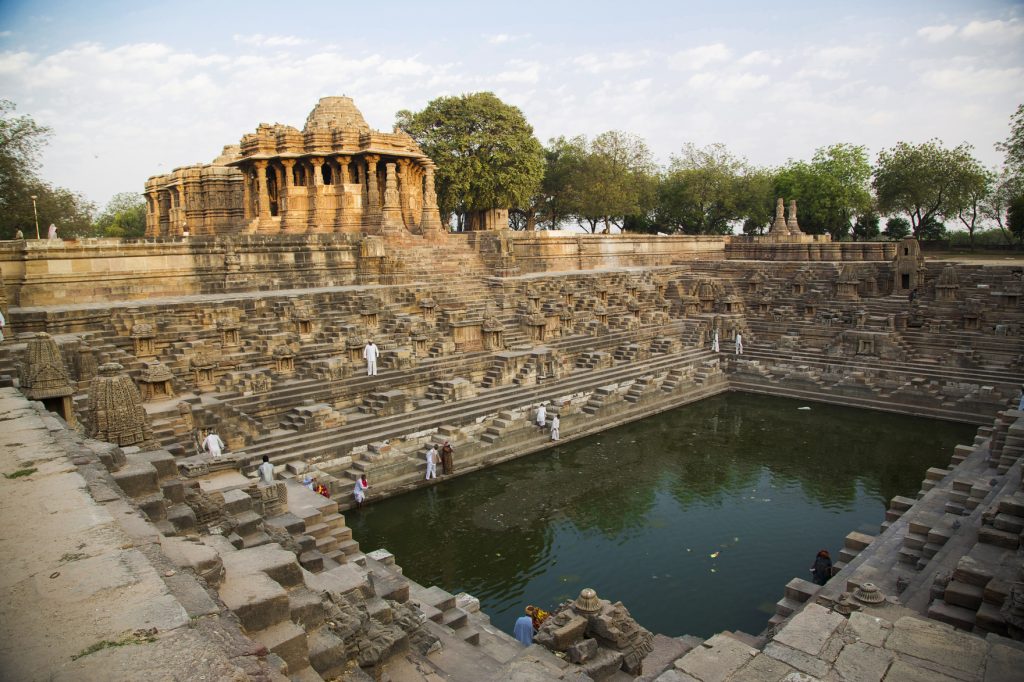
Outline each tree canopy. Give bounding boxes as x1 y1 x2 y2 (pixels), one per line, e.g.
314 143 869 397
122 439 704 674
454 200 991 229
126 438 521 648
395 92 545 229
95 191 147 238
0 100 95 238
774 143 872 240
873 140 981 240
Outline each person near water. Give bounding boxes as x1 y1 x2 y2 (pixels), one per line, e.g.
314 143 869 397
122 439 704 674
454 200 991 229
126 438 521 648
810 549 832 586
734 332 743 355
550 414 560 441
525 606 550 630
513 615 534 645
535 403 546 428
257 455 274 484
353 474 369 507
363 339 380 376
440 440 454 475
425 444 438 480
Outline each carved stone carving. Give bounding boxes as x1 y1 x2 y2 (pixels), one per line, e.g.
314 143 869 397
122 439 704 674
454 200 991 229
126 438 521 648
89 362 152 446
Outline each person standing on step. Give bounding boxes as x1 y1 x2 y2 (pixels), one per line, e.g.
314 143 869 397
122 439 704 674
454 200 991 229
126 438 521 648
711 329 719 353
363 339 380 376
550 414 560 441
353 474 369 508
440 440 454 475
513 614 534 645
257 455 274 484
535 403 547 428
734 332 743 355
425 444 438 480
202 429 226 460
0 308 6 342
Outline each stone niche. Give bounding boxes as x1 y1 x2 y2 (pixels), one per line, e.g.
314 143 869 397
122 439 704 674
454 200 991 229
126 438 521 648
131 322 157 357
138 360 175 401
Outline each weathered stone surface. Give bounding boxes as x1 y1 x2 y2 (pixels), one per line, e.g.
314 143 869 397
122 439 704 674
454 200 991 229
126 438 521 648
675 634 757 682
567 637 598 664
763 641 830 679
553 615 589 650
772 603 846 656
886 616 988 677
732 653 798 681
883 658 961 682
847 611 892 648
833 640 894 682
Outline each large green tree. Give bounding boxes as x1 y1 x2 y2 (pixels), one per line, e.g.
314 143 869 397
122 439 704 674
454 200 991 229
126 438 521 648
873 139 981 240
395 92 544 230
996 103 1024 181
535 135 588 230
657 143 747 235
774 143 872 240
0 100 95 238
95 191 147 238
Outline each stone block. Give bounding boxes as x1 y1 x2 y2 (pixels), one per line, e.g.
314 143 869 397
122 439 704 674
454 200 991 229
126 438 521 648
219 571 289 631
847 612 891 648
252 620 308 673
580 646 623 680
772 603 845 656
834 640 894 682
762 641 830 679
886 615 987 676
978 526 1020 549
953 555 993 587
139 449 178 479
111 460 159 498
884 658 961 682
222 544 304 589
567 637 598 664
166 503 197 532
159 536 224 586
677 634 757 682
221 488 254 516
552 615 589 650
844 531 875 551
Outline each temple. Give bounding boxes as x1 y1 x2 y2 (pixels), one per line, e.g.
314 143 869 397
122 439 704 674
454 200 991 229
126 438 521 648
144 97 444 238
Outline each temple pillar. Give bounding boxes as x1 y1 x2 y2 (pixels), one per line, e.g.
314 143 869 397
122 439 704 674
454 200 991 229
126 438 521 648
381 162 404 235
242 170 252 221
420 163 444 239
365 154 381 232
280 159 297 230
255 160 271 220
336 155 352 232
310 156 325 231
397 158 414 231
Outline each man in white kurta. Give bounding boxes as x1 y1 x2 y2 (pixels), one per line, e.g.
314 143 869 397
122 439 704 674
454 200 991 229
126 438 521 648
550 414 560 441
258 456 274 484
711 330 719 353
735 332 743 355
363 341 380 376
535 404 547 428
425 445 438 480
203 430 226 459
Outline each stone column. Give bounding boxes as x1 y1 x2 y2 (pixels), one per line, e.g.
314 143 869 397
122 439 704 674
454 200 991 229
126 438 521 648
336 155 351 232
146 191 161 238
420 162 444 238
280 159 296 228
364 154 381 232
241 170 252 221
396 158 414 230
381 162 404 234
255 160 271 219
310 156 325 231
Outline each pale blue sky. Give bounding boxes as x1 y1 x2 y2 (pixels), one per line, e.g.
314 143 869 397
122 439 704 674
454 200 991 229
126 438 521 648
1 0 1022 207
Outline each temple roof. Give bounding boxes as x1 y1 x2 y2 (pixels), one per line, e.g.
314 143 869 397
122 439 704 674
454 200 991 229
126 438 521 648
304 96 370 133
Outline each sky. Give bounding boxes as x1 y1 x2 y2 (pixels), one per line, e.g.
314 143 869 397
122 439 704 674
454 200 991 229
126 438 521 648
0 0 1022 209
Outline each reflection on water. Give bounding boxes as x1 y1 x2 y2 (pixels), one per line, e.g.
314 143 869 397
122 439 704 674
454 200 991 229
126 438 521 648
348 393 975 638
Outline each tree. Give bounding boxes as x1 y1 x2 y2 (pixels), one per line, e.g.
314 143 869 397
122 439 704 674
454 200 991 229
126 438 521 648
535 135 588 230
981 168 1021 245
884 217 911 240
1008 192 1024 243
873 139 981 239
395 92 545 230
0 100 95 238
657 143 746 235
95 192 147 238
852 212 881 241
996 103 1024 181
735 167 776 235
574 131 657 233
950 161 992 248
775 143 872 240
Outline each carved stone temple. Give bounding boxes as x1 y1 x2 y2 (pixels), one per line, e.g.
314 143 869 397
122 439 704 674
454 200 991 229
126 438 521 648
144 97 444 239
1 95 1023 681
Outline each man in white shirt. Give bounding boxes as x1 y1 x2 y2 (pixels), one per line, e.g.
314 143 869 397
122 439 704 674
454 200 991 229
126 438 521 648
202 430 226 459
425 445 438 480
258 455 274 484
735 332 743 355
363 340 380 376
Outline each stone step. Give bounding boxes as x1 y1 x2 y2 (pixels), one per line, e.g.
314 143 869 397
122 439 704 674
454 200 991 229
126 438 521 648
943 579 984 611
219 572 290 631
927 599 977 631
251 620 309 674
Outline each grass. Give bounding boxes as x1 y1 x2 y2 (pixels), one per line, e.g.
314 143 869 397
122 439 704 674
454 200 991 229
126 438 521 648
71 629 158 660
4 468 37 479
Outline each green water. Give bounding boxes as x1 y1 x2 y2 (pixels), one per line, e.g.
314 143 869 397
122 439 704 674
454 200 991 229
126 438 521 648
347 393 976 638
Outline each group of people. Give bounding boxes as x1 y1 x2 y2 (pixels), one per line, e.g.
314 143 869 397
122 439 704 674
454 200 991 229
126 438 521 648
535 404 560 441
424 441 456 480
709 330 742 355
